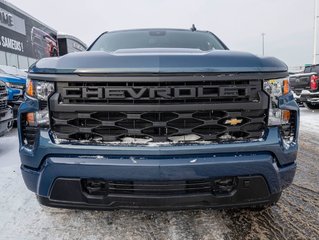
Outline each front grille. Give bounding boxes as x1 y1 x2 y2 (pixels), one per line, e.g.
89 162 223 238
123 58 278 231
0 85 7 111
51 109 267 142
50 76 269 144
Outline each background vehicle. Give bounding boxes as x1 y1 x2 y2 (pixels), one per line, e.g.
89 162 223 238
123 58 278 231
0 1 60 69
57 33 87 56
290 64 319 109
31 27 58 59
0 80 13 136
18 28 299 210
0 65 26 119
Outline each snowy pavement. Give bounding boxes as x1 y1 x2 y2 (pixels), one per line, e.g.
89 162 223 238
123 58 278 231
0 108 318 240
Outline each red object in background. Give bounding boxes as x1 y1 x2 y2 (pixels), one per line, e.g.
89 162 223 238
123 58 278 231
310 75 319 90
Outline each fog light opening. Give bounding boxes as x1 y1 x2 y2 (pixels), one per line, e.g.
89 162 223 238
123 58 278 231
212 177 238 195
25 110 50 129
82 179 109 196
281 111 297 149
26 112 36 126
21 113 39 148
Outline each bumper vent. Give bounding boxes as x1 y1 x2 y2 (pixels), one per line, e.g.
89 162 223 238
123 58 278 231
82 178 238 196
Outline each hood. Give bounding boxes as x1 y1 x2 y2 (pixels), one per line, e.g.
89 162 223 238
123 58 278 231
0 73 26 84
30 49 288 74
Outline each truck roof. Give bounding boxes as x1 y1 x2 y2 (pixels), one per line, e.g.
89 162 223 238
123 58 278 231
105 28 211 34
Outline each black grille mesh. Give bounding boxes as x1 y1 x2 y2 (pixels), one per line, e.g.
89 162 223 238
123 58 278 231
51 109 267 143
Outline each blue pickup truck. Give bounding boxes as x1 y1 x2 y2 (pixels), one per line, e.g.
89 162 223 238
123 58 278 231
0 65 27 119
18 28 299 210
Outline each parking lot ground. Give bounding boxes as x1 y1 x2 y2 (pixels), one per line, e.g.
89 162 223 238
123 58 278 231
0 108 318 240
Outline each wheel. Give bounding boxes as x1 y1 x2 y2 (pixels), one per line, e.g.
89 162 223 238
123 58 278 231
304 102 319 110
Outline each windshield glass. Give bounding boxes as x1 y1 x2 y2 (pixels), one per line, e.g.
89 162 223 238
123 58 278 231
89 30 227 52
304 66 312 73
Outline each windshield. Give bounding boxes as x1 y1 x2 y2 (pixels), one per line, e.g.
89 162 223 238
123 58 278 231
304 66 312 73
89 30 227 52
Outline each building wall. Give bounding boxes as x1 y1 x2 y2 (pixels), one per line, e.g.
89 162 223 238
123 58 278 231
0 0 58 69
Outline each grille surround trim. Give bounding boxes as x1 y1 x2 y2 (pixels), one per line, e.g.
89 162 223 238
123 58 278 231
49 77 269 144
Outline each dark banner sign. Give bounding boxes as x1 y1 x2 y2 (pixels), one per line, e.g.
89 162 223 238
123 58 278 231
0 2 58 59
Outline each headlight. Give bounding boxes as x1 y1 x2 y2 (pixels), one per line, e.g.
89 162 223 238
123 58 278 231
264 78 290 126
26 78 55 101
25 79 54 129
264 78 289 101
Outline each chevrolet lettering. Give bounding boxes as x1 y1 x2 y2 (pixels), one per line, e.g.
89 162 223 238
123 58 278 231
61 86 248 99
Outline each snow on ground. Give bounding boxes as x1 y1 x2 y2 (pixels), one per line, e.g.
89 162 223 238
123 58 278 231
299 107 319 133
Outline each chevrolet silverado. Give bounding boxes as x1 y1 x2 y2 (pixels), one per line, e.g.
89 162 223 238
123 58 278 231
18 28 299 210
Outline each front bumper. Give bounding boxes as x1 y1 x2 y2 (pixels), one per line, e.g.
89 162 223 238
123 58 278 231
297 90 319 103
0 107 13 136
21 151 296 210
19 127 298 209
